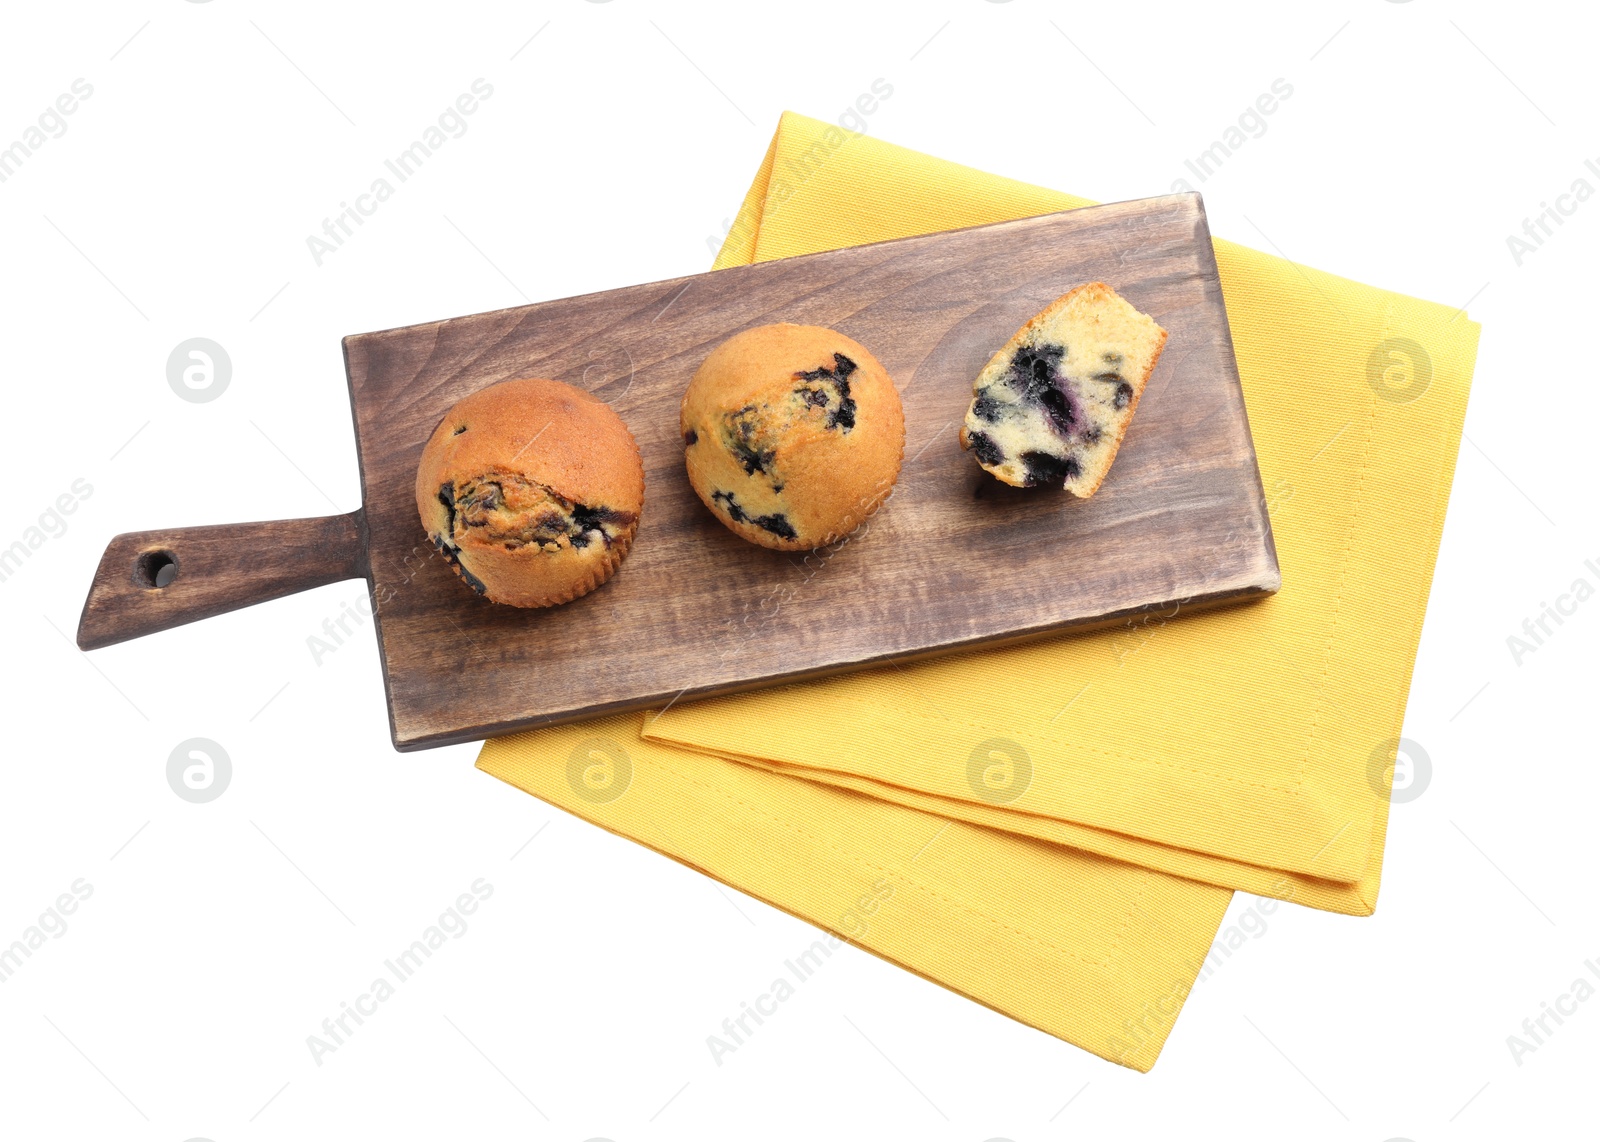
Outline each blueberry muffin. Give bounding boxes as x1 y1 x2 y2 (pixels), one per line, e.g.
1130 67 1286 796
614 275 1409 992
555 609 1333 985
959 283 1167 495
681 324 904 550
415 378 644 607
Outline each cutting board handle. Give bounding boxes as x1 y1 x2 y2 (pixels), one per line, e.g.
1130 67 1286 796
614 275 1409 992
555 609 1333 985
76 511 368 651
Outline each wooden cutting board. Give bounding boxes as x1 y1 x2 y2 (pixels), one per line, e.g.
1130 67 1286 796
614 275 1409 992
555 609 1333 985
77 192 1279 751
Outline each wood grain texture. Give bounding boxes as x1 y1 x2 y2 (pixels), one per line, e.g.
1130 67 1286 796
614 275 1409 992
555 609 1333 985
342 193 1279 750
76 513 367 651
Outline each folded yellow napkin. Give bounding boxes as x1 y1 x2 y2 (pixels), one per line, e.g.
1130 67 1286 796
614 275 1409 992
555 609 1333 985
644 111 1480 917
479 111 1479 1070
480 716 1230 1071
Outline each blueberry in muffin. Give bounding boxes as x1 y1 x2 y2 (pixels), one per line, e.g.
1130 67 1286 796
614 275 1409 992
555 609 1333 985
959 282 1167 496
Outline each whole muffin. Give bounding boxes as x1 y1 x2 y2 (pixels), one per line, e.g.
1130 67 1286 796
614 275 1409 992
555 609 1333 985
681 324 904 550
415 378 644 607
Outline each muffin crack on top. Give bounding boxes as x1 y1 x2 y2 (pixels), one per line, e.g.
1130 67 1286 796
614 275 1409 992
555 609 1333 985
442 471 636 553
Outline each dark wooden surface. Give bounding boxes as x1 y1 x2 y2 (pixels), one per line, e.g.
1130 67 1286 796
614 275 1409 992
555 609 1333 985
339 192 1279 750
77 513 367 651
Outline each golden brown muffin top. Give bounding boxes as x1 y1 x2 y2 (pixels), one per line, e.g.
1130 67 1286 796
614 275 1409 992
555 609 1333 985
679 323 904 549
418 378 644 514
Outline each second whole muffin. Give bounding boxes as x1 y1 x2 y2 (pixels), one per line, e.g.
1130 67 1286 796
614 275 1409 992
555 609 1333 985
681 323 905 550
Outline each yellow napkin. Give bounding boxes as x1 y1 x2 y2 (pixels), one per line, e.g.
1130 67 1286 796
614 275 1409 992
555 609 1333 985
479 111 1479 1070
643 112 1480 917
480 716 1230 1071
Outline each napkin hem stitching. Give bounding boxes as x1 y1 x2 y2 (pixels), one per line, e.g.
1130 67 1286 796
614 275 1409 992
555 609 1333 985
1290 355 1384 801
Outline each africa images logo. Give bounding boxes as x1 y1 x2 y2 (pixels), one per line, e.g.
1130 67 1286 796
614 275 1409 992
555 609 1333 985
167 739 231 804
966 738 1032 804
566 738 632 804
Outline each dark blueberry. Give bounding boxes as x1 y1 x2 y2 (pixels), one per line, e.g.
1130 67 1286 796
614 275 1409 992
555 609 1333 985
1083 425 1103 445
793 352 857 432
1021 450 1079 488
711 489 745 522
724 406 776 476
431 532 487 596
570 504 603 533
966 430 1003 467
459 481 501 520
1008 343 1074 437
711 490 797 540
683 428 698 446
457 563 489 595
796 352 856 381
753 512 797 540
568 502 631 548
971 390 1004 422
531 512 569 541
1009 344 1065 399
1037 387 1074 437
436 483 457 543
1113 382 1133 410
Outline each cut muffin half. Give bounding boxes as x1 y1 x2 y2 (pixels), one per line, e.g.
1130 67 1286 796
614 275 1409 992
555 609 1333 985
959 282 1167 496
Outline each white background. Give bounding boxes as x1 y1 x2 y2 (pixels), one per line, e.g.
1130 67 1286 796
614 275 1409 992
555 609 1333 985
1 1 1595 1139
